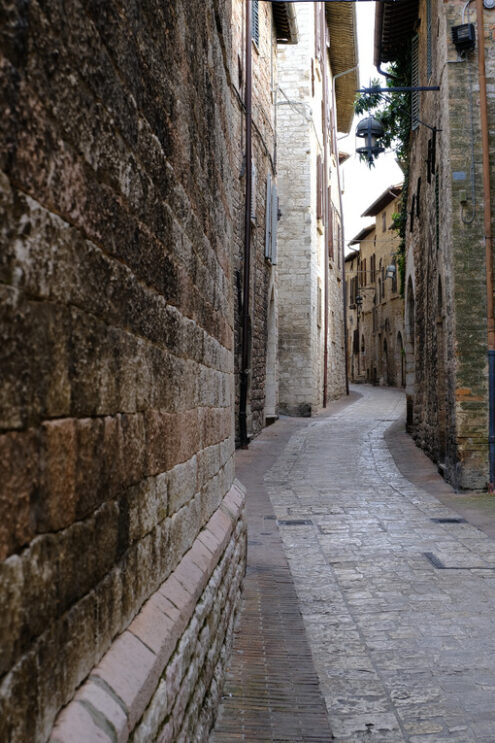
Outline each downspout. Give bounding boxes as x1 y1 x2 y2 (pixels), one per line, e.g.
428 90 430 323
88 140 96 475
333 65 359 397
474 0 495 487
239 0 253 448
320 2 330 408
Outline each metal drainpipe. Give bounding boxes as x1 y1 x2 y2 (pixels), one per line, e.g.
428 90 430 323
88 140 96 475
239 0 253 449
333 64 359 397
321 3 330 408
474 0 495 487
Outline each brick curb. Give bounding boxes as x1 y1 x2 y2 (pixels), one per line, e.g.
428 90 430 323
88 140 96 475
50 481 245 743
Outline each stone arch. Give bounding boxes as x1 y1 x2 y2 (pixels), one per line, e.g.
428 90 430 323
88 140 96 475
436 275 447 464
397 331 405 387
406 275 416 427
383 337 389 385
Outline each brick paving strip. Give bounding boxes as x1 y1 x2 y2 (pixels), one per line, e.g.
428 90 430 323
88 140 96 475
265 385 495 743
209 406 351 742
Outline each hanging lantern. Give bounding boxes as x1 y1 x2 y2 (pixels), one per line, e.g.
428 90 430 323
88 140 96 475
355 116 386 164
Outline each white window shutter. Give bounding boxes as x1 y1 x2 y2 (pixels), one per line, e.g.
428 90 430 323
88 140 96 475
271 183 278 265
265 173 272 260
250 161 257 225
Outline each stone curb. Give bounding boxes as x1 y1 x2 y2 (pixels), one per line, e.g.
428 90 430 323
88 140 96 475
50 482 245 742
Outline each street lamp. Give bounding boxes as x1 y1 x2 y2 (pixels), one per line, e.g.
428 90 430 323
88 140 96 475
355 115 385 164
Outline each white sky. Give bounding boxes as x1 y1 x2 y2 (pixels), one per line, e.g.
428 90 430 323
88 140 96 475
339 1 403 251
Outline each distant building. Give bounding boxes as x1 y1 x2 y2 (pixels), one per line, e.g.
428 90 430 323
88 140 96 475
276 1 358 416
346 185 405 388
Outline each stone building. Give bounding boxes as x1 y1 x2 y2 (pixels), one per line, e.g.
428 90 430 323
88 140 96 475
232 0 297 444
0 1 260 741
276 2 357 416
346 185 405 388
375 0 495 489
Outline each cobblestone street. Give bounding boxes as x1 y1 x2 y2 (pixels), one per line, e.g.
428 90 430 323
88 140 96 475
211 386 495 742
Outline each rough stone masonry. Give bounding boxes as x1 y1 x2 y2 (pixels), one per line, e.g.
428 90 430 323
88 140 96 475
0 1 246 741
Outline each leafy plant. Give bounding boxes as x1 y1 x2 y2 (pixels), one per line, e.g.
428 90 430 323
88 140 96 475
354 53 412 294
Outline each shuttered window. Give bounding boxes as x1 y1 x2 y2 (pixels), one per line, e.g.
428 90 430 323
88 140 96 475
316 155 323 221
411 35 420 130
264 174 278 264
252 0 259 47
250 161 257 225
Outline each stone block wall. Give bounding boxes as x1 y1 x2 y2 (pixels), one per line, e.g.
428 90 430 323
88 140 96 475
406 0 495 488
231 0 278 441
277 2 346 416
0 0 246 740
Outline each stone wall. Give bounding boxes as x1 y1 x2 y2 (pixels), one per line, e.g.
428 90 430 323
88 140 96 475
405 0 495 488
0 0 246 740
231 0 278 441
277 3 346 417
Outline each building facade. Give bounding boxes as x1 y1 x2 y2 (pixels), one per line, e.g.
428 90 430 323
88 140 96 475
0 2 256 741
347 186 405 388
375 0 495 489
276 2 357 416
233 0 297 444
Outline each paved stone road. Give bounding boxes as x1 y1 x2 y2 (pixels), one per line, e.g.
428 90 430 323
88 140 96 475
211 386 495 742
268 386 495 742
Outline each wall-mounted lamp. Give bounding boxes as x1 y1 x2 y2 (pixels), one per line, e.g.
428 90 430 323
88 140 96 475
355 116 385 164
385 264 396 280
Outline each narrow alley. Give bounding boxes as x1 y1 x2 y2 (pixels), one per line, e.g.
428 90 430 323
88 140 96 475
212 386 495 743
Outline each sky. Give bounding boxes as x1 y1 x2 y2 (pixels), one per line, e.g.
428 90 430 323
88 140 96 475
339 1 403 251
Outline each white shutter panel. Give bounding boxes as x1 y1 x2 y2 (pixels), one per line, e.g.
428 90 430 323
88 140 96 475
250 161 257 225
264 173 272 260
271 183 278 265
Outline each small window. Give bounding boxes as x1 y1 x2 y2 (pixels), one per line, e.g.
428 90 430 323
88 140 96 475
252 0 259 48
382 211 387 232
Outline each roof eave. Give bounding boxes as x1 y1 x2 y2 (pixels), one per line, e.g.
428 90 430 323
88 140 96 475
325 2 358 133
273 2 299 45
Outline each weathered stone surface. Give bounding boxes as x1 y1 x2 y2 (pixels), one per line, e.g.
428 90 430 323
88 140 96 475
0 0 242 738
51 490 246 743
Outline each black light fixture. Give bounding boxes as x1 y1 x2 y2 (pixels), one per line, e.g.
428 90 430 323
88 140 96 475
355 115 385 164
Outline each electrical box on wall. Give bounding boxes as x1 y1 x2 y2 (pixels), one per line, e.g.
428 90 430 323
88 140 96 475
452 23 476 52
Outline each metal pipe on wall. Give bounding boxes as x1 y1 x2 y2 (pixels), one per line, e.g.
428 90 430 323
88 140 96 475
474 0 495 487
239 0 253 448
320 2 330 408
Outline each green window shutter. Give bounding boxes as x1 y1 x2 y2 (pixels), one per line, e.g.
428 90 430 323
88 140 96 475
252 0 259 47
411 35 420 130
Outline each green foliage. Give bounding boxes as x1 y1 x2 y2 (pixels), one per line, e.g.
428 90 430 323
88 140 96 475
354 54 412 294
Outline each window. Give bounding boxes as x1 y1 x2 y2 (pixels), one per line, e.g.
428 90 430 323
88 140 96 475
252 0 259 47
316 156 323 221
264 174 278 264
382 211 387 232
370 254 376 283
392 260 398 294
411 35 420 130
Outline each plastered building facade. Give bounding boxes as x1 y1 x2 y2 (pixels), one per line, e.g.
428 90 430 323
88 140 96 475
346 186 405 388
276 2 357 416
375 0 495 489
